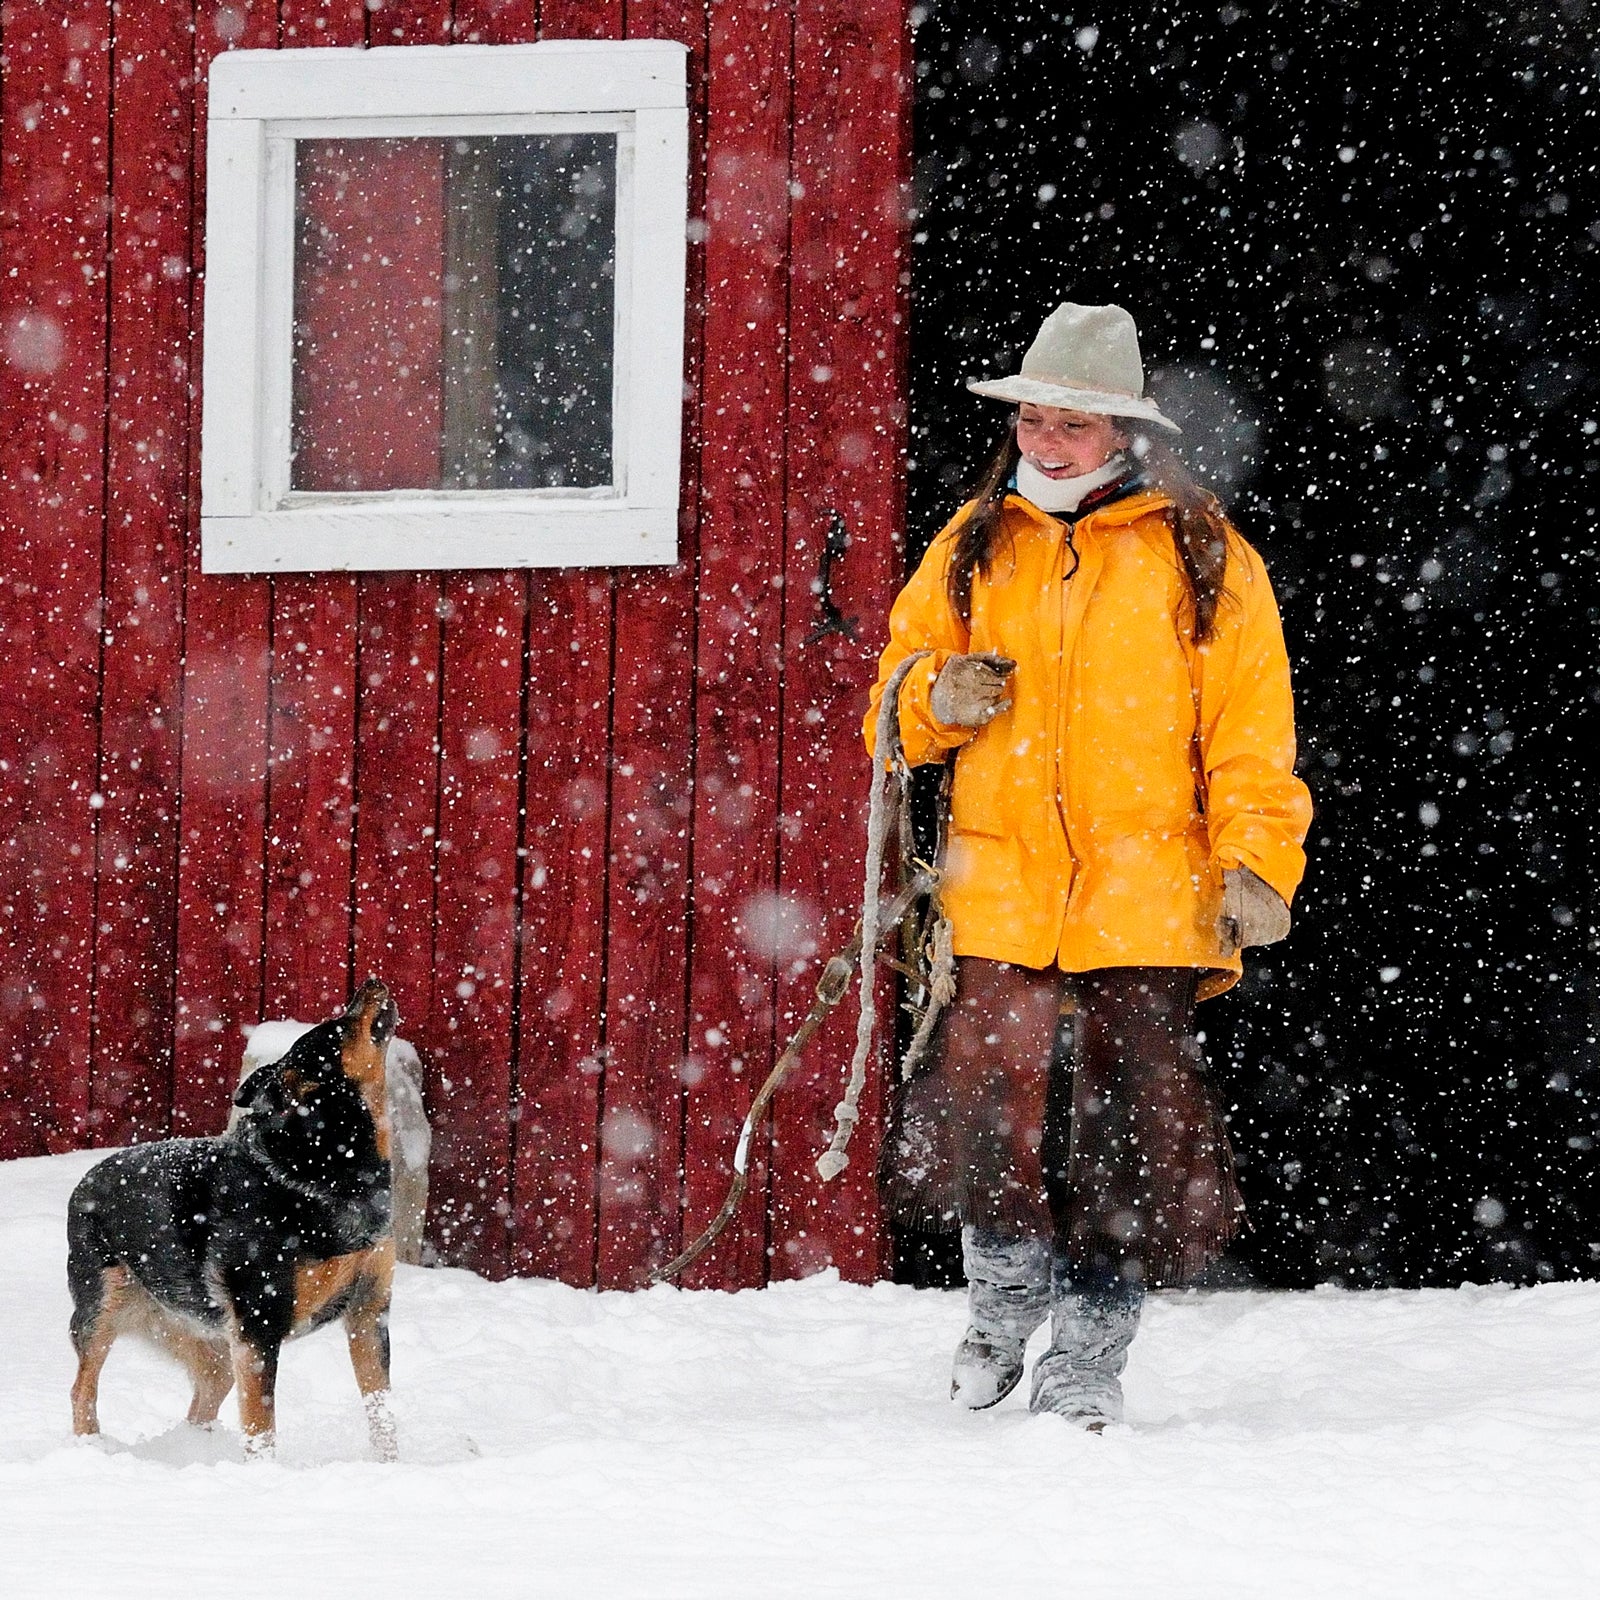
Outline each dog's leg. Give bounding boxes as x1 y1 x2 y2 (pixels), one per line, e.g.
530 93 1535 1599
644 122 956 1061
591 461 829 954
231 1337 280 1456
345 1297 396 1461
176 1334 234 1428
70 1265 132 1436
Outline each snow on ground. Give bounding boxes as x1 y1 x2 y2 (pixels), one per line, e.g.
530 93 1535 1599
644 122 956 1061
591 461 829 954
3 1150 1598 1599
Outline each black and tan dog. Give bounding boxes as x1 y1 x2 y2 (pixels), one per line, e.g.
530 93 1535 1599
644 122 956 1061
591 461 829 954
67 978 400 1458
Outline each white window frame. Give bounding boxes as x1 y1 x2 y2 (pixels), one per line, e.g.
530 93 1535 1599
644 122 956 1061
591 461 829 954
200 41 688 573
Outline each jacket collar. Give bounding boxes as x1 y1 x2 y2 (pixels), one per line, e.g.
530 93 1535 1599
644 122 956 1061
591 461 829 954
1004 483 1171 533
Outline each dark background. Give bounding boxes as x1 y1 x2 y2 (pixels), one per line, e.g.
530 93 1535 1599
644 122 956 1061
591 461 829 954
901 0 1597 1287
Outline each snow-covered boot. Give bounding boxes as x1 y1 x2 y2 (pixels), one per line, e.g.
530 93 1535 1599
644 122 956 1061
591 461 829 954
1029 1260 1143 1429
951 1227 1051 1409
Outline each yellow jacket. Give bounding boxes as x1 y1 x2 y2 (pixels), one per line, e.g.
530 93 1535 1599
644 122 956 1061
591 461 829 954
865 489 1313 999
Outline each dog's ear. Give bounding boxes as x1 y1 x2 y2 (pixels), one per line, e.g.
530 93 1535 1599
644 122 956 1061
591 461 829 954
234 1061 282 1114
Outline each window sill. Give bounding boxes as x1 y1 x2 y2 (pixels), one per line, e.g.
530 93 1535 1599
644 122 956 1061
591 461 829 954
200 502 678 573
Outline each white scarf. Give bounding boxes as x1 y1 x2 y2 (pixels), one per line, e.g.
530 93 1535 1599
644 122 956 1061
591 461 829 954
1014 454 1128 515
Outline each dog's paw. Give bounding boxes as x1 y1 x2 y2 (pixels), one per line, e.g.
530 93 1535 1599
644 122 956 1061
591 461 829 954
365 1392 398 1462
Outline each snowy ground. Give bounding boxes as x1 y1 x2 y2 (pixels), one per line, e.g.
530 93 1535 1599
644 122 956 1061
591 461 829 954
3 1150 1598 1599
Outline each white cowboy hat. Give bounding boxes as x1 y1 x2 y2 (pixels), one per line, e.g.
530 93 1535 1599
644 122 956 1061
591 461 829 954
966 301 1181 433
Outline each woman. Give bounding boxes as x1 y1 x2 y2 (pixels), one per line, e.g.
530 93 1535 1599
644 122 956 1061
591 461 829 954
867 302 1312 1427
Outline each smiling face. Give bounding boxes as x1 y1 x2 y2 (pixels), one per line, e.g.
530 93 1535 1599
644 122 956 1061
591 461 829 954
1014 404 1128 479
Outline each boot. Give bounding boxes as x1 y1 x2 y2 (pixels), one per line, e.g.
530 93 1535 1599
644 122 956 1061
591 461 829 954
1029 1257 1144 1429
950 1227 1051 1409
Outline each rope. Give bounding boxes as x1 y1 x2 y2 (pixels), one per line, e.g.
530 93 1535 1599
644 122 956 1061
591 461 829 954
648 869 936 1285
897 912 955 1084
648 647 954 1283
815 650 931 1181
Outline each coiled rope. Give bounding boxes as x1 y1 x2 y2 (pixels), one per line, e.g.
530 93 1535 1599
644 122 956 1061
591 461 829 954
650 650 955 1283
816 650 940 1179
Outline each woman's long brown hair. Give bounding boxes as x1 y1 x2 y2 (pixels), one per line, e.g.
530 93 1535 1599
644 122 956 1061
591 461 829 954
943 419 1231 644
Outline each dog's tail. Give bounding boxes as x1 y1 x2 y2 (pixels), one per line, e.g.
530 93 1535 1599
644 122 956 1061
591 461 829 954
66 1175 119 1352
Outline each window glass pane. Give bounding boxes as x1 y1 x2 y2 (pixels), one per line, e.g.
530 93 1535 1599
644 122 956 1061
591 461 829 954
291 133 617 493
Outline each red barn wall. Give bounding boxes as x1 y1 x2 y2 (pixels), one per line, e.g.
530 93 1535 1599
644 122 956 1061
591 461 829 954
0 0 911 1288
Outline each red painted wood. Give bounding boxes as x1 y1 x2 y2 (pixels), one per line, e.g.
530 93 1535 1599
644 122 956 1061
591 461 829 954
450 1 532 44
255 1 367 1033
509 573 612 1283
675 0 792 1291
279 0 366 46
171 7 281 1140
768 0 911 1283
261 585 360 1023
290 120 450 1039
593 575 697 1289
539 0 614 39
350 574 443 1038
89 0 197 1147
367 0 452 45
426 570 528 1276
521 0 684 1286
590 0 701 1290
448 0 614 1291
0 2 114 1157
0 0 918 1295
171 591 273 1136
345 0 452 1232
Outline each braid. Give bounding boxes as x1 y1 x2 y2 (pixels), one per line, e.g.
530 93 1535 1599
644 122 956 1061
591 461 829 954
944 431 1021 626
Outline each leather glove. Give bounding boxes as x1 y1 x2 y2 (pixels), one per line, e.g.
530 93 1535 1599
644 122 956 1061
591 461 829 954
1217 864 1292 958
929 653 1016 728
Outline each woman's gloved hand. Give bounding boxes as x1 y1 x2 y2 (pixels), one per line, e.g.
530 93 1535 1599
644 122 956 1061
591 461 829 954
929 653 1017 727
1217 864 1292 958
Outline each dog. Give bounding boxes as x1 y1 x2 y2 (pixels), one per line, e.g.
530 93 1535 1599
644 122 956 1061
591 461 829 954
232 1018 430 1266
67 978 399 1458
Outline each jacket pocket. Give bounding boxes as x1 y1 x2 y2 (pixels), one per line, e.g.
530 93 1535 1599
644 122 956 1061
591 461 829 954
948 806 1007 840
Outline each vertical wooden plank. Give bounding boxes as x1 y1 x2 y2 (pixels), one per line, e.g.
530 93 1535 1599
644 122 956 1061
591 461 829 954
589 0 703 1288
451 1 534 44
89 0 198 1147
0 2 114 1156
278 0 364 45
675 0 793 1290
350 574 442 1073
538 1 613 41
509 575 611 1282
593 571 695 1289
256 0 365 1027
365 0 452 45
260 576 361 1020
345 0 452 1212
171 2 281 1137
444 0 615 1287
171 598 272 1136
292 113 451 1049
401 0 541 1283
768 0 911 1282
427 570 527 1275
527 0 620 1292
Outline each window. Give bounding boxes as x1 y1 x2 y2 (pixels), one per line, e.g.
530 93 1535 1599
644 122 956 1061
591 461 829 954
200 42 688 572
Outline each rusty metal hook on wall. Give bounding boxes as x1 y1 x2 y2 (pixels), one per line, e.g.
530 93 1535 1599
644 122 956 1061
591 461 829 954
803 508 859 645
